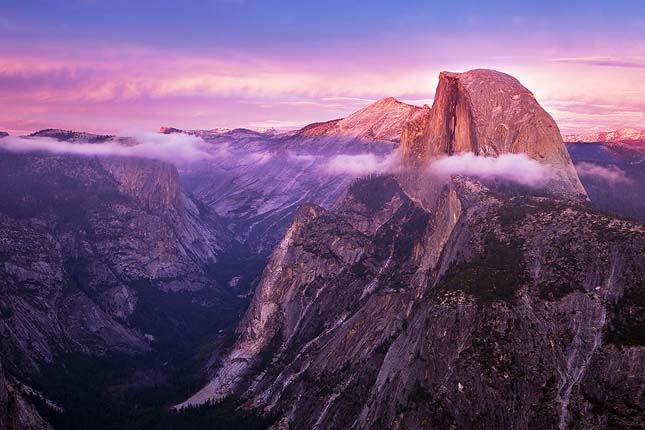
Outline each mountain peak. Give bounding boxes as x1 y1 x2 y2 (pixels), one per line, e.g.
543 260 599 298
401 69 587 197
369 96 422 110
373 96 400 105
291 97 428 142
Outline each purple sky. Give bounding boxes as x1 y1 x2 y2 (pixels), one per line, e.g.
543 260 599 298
1 0 644 135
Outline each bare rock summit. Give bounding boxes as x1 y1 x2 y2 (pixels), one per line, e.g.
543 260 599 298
401 69 587 197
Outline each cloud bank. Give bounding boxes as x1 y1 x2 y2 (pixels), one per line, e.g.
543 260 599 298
575 162 633 185
323 152 399 176
428 152 554 187
0 132 216 164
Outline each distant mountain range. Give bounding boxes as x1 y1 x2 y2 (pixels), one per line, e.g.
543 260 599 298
564 128 645 146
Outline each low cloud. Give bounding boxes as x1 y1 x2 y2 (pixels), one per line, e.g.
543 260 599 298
575 162 633 185
323 152 399 176
287 151 318 163
0 132 398 175
0 131 216 164
245 151 274 164
428 152 553 187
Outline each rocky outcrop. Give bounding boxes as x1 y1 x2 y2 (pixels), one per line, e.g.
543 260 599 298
0 132 8 139
28 129 112 143
183 174 645 429
100 158 182 215
401 69 587 197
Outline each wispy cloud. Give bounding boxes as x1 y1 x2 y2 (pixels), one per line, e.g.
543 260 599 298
551 56 645 69
542 98 645 133
287 151 318 163
0 132 217 164
1 37 645 136
246 120 307 130
428 152 554 187
323 151 400 176
575 162 633 185
0 53 435 103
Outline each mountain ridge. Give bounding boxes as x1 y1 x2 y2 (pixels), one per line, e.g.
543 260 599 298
564 128 645 147
160 97 427 143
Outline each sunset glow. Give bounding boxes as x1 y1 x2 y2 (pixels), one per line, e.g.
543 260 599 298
1 0 644 135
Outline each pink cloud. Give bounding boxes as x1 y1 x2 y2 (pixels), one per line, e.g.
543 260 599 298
428 153 554 187
323 152 400 176
551 56 645 69
0 43 644 135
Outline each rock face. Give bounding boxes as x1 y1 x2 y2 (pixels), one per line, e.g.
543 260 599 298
184 175 645 429
290 97 429 142
180 129 364 256
0 132 8 139
0 150 236 380
101 158 182 216
401 69 586 197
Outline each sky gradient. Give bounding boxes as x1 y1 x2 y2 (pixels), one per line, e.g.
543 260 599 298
1 0 644 135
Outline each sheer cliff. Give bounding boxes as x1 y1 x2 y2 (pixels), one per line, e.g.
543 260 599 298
401 69 586 198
